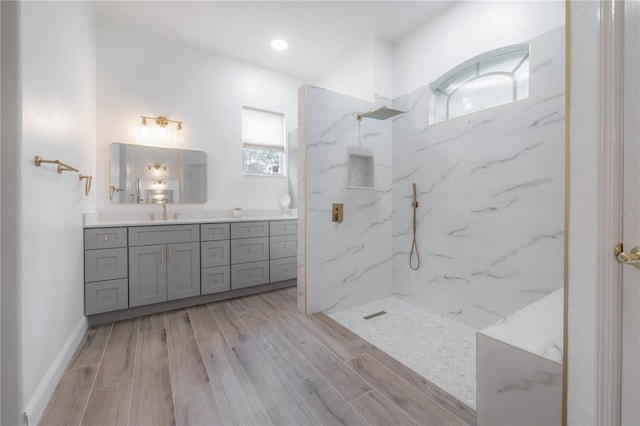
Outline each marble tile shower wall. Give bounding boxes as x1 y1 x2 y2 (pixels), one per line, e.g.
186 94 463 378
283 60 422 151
300 85 393 313
391 27 566 329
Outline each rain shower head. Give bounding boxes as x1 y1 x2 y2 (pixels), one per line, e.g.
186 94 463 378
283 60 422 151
357 106 404 121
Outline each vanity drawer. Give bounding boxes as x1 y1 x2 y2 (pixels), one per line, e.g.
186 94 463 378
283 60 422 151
85 279 128 315
269 220 297 236
270 235 297 259
85 248 128 283
270 257 297 282
230 221 268 239
201 240 230 268
201 223 230 241
129 224 199 246
231 261 269 289
84 227 127 250
201 266 231 295
231 237 269 264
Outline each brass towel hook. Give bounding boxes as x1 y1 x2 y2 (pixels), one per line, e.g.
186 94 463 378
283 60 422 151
34 155 78 174
79 175 92 196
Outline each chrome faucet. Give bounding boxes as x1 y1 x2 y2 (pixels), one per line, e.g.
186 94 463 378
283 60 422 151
161 201 168 221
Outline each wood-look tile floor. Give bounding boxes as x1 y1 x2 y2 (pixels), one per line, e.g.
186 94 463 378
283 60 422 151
40 287 476 426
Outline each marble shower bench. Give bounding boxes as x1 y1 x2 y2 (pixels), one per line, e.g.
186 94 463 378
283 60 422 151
476 289 563 426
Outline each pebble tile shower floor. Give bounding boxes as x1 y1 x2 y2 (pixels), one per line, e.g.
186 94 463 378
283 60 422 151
327 296 477 408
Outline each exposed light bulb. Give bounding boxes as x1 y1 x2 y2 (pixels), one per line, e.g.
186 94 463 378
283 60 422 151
174 122 184 144
159 125 167 140
140 117 149 138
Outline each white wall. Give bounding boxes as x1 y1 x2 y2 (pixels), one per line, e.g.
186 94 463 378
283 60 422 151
315 35 393 102
18 1 96 423
315 36 375 102
96 22 303 215
393 0 565 97
567 2 598 424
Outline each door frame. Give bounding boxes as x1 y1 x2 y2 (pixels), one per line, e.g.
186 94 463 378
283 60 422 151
591 0 625 424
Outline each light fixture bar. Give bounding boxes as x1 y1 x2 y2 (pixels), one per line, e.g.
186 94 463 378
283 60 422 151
140 115 183 128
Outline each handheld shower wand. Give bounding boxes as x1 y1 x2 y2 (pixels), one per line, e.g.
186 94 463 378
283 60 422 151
410 183 420 270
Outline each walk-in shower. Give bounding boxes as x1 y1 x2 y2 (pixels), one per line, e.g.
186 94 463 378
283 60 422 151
298 23 565 420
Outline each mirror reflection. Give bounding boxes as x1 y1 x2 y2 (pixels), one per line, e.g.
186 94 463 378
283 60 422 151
110 143 207 204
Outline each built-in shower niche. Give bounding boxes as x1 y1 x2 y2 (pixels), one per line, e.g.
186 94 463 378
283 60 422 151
347 147 374 189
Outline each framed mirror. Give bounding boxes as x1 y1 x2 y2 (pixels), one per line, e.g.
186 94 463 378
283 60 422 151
110 143 207 204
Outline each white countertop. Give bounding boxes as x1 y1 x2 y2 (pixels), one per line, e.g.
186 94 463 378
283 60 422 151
478 289 563 364
84 209 297 227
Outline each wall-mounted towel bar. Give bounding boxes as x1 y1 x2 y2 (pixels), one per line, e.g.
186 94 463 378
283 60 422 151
34 155 78 174
35 155 92 196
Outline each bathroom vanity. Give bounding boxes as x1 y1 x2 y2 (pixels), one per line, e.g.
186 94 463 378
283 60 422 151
83 217 297 325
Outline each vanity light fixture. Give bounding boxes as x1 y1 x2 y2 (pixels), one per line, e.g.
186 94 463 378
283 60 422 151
271 39 288 51
148 164 167 171
140 115 184 142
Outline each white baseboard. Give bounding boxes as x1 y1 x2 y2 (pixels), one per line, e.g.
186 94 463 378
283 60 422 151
23 316 88 425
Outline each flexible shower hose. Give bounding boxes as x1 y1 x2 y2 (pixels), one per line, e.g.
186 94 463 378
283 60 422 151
410 183 420 270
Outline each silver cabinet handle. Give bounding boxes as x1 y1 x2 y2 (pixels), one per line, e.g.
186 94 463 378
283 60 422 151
161 247 166 264
167 247 172 263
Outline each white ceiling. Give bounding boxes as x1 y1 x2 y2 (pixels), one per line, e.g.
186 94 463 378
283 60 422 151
93 1 454 82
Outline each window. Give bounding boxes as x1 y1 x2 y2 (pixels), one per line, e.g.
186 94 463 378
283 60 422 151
429 45 530 125
242 106 286 176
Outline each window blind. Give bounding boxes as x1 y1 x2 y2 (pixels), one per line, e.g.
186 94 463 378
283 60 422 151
242 107 285 152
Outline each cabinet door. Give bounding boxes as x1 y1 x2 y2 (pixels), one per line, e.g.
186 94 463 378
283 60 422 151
84 227 127 249
167 242 200 301
269 235 297 259
129 245 167 307
201 240 230 268
201 266 231 295
85 248 128 282
230 221 268 239
85 279 128 315
270 257 297 282
231 237 269 264
201 223 230 241
269 220 298 236
129 224 199 246
231 261 269 289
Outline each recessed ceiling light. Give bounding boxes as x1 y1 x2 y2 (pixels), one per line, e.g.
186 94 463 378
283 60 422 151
271 39 288 51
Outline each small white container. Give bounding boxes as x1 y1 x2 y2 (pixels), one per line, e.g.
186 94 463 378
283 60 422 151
232 208 242 218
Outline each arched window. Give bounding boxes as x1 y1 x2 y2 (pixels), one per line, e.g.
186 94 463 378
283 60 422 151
429 45 530 125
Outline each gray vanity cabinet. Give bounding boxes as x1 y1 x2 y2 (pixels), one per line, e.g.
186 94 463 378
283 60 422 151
84 227 129 315
201 223 231 295
230 221 270 289
84 219 297 320
269 220 297 282
128 225 200 307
